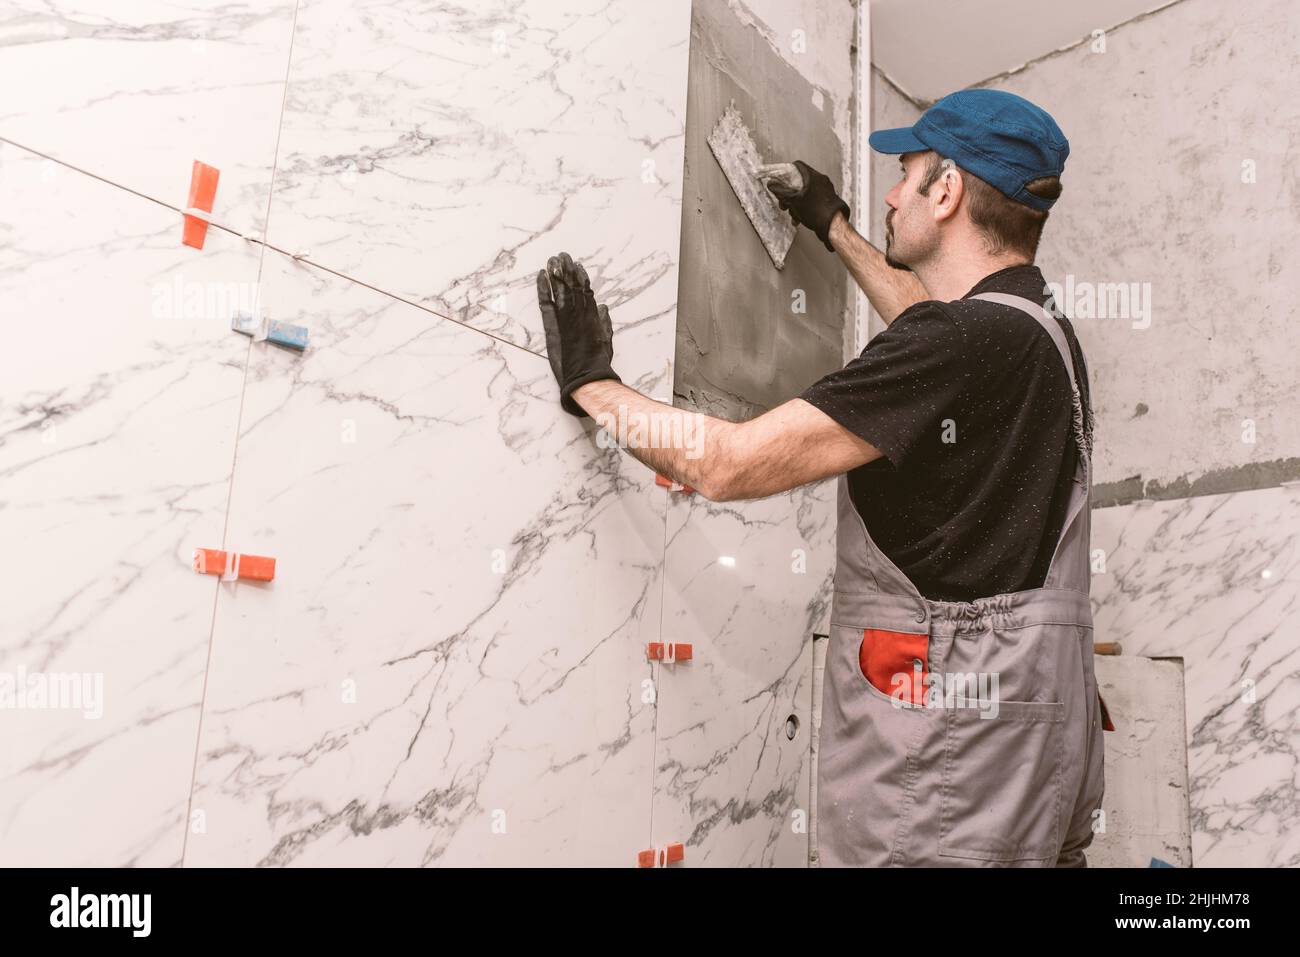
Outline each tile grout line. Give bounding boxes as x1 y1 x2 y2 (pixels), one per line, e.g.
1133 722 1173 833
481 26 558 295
645 371 682 860
647 495 670 857
272 250 546 361
0 135 190 216
180 0 302 868
0 139 549 366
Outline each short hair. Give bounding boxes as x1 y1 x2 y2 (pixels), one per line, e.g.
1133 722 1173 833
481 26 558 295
916 152 1062 260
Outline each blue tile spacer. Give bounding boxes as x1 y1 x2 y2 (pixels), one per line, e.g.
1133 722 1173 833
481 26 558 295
231 309 262 337
266 319 309 351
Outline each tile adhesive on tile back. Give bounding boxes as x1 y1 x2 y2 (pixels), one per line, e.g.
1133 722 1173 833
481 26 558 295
707 103 801 269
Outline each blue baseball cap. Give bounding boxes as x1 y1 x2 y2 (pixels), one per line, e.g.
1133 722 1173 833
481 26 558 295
869 89 1069 211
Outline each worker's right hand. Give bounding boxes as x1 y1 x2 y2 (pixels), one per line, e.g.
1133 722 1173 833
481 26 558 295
764 159 851 252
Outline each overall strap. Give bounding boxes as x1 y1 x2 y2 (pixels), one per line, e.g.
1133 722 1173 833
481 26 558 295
971 292 1093 592
971 293 1079 397
971 292 1093 467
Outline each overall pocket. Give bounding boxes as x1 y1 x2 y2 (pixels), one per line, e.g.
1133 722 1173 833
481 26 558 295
854 626 929 708
937 699 1065 863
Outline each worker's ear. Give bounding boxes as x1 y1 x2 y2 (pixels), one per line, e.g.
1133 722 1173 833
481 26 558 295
930 161 964 224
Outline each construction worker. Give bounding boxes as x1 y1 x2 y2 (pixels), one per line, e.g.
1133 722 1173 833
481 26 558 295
537 89 1105 867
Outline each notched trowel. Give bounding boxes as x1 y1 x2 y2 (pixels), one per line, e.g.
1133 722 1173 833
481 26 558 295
706 103 803 269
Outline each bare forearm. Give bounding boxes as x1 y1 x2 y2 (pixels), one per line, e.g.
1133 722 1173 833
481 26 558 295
571 382 882 502
829 212 929 325
570 380 732 498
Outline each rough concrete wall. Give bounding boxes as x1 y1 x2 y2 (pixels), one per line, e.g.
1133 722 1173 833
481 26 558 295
672 0 856 419
871 0 1173 105
978 0 1300 497
863 71 922 346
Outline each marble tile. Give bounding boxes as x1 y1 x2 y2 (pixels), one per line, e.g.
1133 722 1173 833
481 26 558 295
1090 484 1300 866
0 0 296 236
184 250 672 866
261 0 690 362
0 143 259 865
650 484 835 866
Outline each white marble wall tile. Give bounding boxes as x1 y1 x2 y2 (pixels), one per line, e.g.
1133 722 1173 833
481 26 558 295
261 0 690 363
1090 484 1300 866
185 251 672 866
0 144 259 865
650 484 835 866
0 0 296 235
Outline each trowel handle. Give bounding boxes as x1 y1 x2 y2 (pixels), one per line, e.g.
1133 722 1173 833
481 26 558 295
755 162 804 193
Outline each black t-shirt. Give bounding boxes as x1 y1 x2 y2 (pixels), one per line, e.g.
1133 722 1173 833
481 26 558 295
800 264 1092 602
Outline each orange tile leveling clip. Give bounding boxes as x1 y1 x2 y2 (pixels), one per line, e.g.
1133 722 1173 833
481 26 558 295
654 473 695 494
182 161 220 250
647 642 692 663
192 548 275 582
638 843 684 868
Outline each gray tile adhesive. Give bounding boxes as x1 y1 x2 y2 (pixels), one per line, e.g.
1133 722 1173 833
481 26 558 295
707 102 799 269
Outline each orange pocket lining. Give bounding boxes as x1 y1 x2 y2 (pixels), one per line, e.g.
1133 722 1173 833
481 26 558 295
859 628 929 706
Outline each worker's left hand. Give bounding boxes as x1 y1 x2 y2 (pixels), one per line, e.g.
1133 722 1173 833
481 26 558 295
536 252 621 417
764 159 851 252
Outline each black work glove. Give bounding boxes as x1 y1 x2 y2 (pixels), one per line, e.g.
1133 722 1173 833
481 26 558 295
764 159 851 252
536 252 620 417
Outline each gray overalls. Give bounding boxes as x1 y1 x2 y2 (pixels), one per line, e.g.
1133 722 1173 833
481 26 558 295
817 292 1106 867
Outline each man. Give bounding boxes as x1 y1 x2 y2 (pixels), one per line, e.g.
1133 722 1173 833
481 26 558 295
538 89 1106 867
